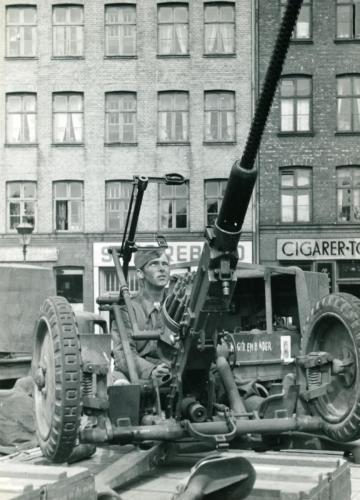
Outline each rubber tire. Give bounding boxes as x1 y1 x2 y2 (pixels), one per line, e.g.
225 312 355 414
32 296 82 462
303 292 360 442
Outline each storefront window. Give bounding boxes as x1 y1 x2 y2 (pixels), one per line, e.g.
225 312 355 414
55 268 83 306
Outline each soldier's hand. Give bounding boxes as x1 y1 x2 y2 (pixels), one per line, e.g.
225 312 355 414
151 363 170 380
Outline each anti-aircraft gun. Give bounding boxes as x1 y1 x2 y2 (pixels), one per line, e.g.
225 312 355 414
32 0 360 472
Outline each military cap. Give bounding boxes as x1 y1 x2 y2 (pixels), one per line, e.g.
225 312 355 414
134 248 167 270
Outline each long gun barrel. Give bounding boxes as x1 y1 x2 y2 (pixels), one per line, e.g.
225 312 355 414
214 0 303 252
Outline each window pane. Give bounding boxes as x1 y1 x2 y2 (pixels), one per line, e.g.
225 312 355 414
338 77 351 95
281 194 294 222
297 79 310 95
23 7 36 24
337 5 352 38
281 100 294 131
281 80 295 97
205 6 218 22
205 181 218 197
55 182 67 198
297 194 310 221
297 170 310 187
70 182 82 198
69 94 82 111
297 100 310 130
24 183 36 198
337 97 352 131
8 183 21 198
53 7 66 24
159 7 172 23
70 6 82 23
7 95 22 112
281 173 294 187
174 6 188 22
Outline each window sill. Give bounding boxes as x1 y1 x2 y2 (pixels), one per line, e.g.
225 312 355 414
159 228 189 232
5 56 38 60
105 142 138 146
334 38 360 44
289 39 313 44
51 143 84 147
157 141 190 146
335 131 360 136
104 55 137 60
277 131 314 137
51 56 85 60
5 143 38 147
203 53 236 58
203 141 236 145
157 54 190 59
55 230 84 234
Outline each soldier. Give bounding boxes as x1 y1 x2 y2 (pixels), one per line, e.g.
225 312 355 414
111 248 172 383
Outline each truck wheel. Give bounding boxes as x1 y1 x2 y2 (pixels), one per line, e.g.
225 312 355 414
303 293 360 442
32 296 81 462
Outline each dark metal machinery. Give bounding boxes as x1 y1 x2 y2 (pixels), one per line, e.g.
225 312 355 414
32 0 360 482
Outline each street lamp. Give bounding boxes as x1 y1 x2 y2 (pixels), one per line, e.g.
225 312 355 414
16 222 34 262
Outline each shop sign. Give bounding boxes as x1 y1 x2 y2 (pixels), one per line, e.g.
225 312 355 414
277 238 360 260
93 240 253 267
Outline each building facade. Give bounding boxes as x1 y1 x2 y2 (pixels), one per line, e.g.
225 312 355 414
0 0 255 312
258 0 360 298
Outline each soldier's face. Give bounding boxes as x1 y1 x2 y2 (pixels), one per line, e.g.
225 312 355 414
140 254 170 289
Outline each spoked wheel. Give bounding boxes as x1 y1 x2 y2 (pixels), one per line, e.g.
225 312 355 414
303 293 360 442
32 296 82 462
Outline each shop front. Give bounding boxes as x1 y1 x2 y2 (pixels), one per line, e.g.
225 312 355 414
277 237 360 297
93 240 253 313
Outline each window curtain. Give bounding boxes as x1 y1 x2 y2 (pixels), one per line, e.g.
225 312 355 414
175 24 187 53
337 98 351 131
297 100 310 131
205 24 217 52
174 111 188 140
220 25 233 52
159 111 172 141
56 201 68 229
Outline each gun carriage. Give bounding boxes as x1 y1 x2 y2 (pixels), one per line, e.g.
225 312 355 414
31 0 360 476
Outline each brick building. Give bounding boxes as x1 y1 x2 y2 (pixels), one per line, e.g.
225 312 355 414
258 0 360 298
0 0 255 312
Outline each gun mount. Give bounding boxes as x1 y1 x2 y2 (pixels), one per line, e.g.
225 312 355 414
31 0 360 475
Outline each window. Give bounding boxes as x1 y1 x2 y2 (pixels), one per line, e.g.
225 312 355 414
56 268 83 305
336 0 360 39
204 2 235 54
105 4 136 56
158 3 189 55
53 5 84 57
105 92 136 143
101 268 139 294
337 75 360 132
6 93 36 144
105 180 132 231
204 91 235 142
281 0 311 40
53 93 83 143
337 167 360 222
280 168 311 223
160 182 189 229
54 181 83 231
205 179 227 225
6 6 37 57
158 92 189 142
7 182 36 231
280 76 312 132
